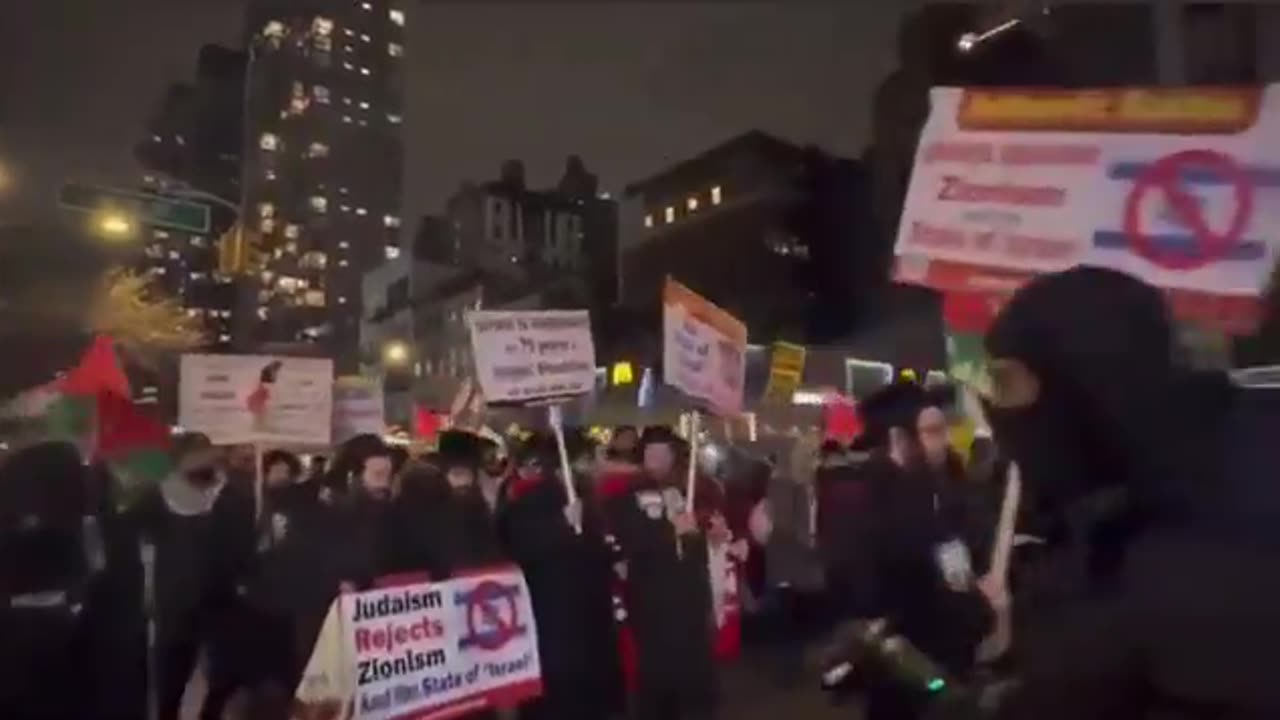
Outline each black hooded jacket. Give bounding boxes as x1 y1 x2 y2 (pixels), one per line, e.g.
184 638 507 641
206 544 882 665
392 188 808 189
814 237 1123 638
982 267 1280 719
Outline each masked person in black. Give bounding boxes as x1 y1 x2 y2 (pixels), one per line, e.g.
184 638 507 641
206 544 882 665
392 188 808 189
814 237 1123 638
970 267 1280 719
500 432 624 720
853 381 996 720
603 426 717 720
129 433 255 720
0 442 137 720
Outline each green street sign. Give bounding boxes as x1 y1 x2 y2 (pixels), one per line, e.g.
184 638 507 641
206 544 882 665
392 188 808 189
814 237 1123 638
59 183 211 234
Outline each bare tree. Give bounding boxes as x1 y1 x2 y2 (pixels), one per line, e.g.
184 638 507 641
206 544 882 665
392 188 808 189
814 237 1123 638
84 269 207 367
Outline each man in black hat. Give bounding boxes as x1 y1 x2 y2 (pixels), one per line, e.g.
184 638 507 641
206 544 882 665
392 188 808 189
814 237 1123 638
603 425 718 720
852 381 995 720
499 431 623 720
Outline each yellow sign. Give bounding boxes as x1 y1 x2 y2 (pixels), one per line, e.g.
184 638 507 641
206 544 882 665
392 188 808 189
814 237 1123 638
764 341 806 402
610 361 635 386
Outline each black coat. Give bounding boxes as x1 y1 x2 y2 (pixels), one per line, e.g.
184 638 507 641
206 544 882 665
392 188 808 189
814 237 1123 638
603 476 716 704
385 480 504 582
498 474 623 715
864 455 993 676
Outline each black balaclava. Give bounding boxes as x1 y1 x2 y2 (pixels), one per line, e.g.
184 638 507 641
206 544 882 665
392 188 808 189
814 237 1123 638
984 267 1227 530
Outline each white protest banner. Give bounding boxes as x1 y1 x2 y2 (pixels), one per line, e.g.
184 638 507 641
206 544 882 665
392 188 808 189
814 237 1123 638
467 310 596 403
179 354 333 446
333 377 386 444
894 85 1280 333
292 567 543 720
662 278 747 415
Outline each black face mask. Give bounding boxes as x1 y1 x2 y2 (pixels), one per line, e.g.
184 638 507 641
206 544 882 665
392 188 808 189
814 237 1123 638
185 467 218 488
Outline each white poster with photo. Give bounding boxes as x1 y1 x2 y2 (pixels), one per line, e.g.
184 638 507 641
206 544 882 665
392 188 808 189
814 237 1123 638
333 377 385 444
467 310 597 403
292 567 543 720
179 354 333 446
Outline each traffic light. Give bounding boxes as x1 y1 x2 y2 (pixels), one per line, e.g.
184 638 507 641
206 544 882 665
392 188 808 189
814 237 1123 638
217 224 267 276
217 223 247 275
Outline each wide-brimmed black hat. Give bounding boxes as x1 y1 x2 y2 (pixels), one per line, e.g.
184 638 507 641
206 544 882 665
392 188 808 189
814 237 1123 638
852 380 955 452
437 429 488 469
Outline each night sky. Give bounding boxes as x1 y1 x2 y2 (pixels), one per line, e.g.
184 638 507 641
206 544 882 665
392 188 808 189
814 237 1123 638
0 0 907 226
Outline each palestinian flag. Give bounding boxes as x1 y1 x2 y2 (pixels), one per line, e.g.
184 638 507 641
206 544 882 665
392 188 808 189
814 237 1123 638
1 336 172 504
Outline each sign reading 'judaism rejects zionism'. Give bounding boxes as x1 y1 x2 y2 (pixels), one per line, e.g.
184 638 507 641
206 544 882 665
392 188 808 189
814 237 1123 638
292 567 543 720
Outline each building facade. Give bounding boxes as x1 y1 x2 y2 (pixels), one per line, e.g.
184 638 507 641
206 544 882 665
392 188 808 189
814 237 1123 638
240 0 407 371
135 45 248 350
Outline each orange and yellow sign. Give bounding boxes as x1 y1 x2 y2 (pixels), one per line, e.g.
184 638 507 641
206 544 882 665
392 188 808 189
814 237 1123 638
958 87 1261 134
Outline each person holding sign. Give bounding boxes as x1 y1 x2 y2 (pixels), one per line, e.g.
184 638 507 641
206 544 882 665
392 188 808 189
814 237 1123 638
498 432 624 720
601 427 719 720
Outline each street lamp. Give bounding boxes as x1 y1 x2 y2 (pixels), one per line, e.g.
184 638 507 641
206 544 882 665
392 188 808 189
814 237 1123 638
383 340 411 367
96 212 135 240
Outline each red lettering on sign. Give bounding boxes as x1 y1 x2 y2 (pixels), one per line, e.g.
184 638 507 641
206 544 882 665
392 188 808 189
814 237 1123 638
354 615 446 655
999 143 1101 166
938 175 1067 207
1003 233 1075 261
909 221 967 250
923 141 994 165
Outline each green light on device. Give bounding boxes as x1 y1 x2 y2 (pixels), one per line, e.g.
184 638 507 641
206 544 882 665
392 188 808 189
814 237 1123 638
926 678 947 693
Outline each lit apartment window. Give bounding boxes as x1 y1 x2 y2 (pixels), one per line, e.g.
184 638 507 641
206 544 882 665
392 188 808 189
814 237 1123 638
664 206 675 223
259 133 279 151
389 9 405 26
218 334 231 343
265 169 277 181
315 35 332 53
343 27 354 37
263 20 285 39
168 250 181 261
360 33 372 42
338 241 350 250
284 224 300 239
313 85 330 104
260 218 276 233
343 61 355 71
358 100 370 110
285 241 299 254
154 229 170 239
339 186 350 195
189 271 207 281
360 67 372 76
342 115 353 124
687 196 699 212
360 1 372 9
387 113 402 124
175 134 186 146
339 204 351 213
383 214 401 228
258 202 275 218
304 290 326 307
355 207 368 216
643 214 653 228
385 246 401 260
388 42 404 57
310 196 328 213
308 141 330 158
358 119 368 127
257 306 269 321
711 185 723 205
312 16 334 36
289 95 310 115
338 296 348 305
190 236 206 248
342 97 352 106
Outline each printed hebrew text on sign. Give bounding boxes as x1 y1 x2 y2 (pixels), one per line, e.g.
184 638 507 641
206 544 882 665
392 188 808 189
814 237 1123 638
293 567 543 720
179 354 333 446
468 310 597 403
894 86 1280 333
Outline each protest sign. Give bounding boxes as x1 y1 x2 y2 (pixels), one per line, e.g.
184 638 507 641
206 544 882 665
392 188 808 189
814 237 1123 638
763 341 806 403
895 85 1280 333
179 354 333 446
662 278 747 416
293 567 542 720
467 310 596 403
333 377 386 444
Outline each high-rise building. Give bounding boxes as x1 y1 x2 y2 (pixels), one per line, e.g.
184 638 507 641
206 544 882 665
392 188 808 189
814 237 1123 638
240 0 406 371
135 44 248 351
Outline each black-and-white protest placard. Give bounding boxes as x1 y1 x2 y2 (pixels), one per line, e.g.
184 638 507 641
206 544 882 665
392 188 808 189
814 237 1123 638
467 310 596 404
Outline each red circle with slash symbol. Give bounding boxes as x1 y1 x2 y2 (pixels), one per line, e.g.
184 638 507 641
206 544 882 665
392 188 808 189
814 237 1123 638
1123 149 1253 271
